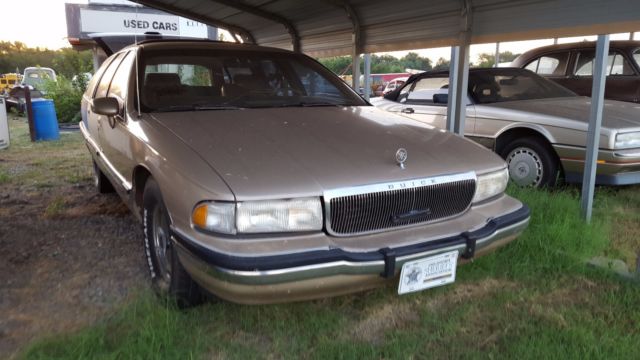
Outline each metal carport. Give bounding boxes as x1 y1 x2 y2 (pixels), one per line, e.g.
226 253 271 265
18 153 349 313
130 0 640 221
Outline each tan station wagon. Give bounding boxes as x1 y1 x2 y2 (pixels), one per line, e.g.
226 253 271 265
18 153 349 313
80 40 529 305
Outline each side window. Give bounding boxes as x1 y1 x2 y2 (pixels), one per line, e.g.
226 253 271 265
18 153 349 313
524 52 569 76
404 77 449 105
94 52 125 99
84 55 115 98
524 59 539 72
107 52 134 115
574 51 634 76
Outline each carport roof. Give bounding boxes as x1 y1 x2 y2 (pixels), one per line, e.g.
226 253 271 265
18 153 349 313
130 0 640 57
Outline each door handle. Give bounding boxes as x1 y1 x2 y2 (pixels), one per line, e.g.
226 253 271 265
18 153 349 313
401 107 415 114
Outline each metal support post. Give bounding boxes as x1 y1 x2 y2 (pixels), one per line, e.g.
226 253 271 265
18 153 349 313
494 42 500 67
352 50 360 93
447 40 470 136
363 54 371 100
580 34 610 222
446 46 459 133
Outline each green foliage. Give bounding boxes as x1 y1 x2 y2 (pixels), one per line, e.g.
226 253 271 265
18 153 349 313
318 52 433 75
432 57 450 70
41 75 85 124
475 51 521 68
0 41 92 79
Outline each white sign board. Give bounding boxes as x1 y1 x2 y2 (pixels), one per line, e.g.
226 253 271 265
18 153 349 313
80 9 208 37
0 98 9 150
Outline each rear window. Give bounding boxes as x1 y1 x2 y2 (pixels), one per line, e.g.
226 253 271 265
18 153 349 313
140 49 365 112
469 69 576 104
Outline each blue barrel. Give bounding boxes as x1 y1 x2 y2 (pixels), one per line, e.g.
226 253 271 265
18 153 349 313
31 99 60 141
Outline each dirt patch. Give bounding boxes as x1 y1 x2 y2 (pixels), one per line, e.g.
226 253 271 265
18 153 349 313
349 301 419 345
0 183 148 358
425 278 518 312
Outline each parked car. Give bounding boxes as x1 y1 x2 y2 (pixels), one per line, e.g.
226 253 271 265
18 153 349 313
511 41 640 103
383 77 409 95
4 85 43 113
80 39 529 305
372 68 640 187
22 67 56 90
0 73 22 95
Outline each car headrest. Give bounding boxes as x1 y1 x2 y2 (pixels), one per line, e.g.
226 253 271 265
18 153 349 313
233 74 267 90
144 73 182 91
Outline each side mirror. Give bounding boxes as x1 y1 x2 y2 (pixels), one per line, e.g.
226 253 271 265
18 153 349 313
92 97 120 116
433 93 448 104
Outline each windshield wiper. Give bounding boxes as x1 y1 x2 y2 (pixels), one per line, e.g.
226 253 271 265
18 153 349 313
279 101 346 108
152 104 243 112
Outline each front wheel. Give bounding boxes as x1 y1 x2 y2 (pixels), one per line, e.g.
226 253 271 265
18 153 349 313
500 137 559 188
143 177 204 307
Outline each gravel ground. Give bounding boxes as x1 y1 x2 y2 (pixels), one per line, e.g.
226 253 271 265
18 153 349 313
0 182 148 358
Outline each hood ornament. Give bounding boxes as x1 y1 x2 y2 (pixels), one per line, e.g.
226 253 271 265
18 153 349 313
395 148 408 169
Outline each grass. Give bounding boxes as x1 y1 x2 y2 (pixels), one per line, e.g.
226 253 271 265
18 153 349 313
0 114 92 191
4 116 638 359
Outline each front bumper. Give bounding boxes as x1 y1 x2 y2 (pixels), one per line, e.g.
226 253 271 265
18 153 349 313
171 205 530 304
555 145 640 185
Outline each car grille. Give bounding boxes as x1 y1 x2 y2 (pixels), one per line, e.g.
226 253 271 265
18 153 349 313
326 173 476 236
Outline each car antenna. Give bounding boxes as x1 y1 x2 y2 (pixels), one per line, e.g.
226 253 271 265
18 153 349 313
134 5 142 118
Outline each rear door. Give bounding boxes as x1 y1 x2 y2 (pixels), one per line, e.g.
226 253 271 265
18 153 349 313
571 49 638 102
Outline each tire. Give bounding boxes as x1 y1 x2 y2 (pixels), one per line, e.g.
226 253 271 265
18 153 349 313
142 177 204 307
500 137 559 188
93 160 115 194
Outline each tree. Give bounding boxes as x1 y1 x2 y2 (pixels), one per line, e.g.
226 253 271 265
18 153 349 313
399 52 432 71
0 42 92 77
433 57 450 70
475 51 520 68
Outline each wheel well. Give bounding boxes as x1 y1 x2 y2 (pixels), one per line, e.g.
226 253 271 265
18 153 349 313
495 127 564 177
496 127 552 155
132 166 152 217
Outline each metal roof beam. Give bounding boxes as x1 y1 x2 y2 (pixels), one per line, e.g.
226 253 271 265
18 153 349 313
207 0 300 52
131 0 256 43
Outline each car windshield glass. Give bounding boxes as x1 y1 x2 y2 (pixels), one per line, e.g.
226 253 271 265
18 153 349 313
468 69 576 104
140 48 366 112
633 49 640 69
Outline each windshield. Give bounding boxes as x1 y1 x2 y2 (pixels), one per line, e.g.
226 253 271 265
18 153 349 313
468 69 576 104
23 69 55 88
140 49 366 112
634 49 640 70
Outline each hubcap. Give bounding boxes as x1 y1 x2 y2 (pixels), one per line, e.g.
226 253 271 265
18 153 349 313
152 205 172 283
507 147 543 187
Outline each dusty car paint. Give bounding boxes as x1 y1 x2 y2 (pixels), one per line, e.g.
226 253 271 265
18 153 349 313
80 40 529 304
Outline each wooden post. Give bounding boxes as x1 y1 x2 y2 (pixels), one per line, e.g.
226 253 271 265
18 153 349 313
24 86 35 142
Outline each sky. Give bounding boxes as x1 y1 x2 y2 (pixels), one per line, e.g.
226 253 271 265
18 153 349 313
1 0 638 64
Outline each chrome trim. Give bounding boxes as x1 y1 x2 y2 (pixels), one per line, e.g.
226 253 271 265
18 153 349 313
613 149 640 158
176 216 529 286
79 121 133 191
323 172 477 237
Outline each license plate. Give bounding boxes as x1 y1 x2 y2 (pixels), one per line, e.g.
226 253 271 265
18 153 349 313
398 251 458 295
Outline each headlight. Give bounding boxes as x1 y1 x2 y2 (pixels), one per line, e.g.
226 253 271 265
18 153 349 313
192 197 323 234
473 168 509 203
615 132 640 149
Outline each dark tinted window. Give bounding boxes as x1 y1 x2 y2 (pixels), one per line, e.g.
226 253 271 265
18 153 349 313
469 69 576 104
140 49 365 111
95 52 125 99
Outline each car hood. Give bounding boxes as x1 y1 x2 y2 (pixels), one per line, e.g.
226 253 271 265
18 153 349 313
484 96 640 129
149 106 504 200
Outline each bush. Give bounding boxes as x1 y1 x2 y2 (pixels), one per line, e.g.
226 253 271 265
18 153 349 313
41 75 87 123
